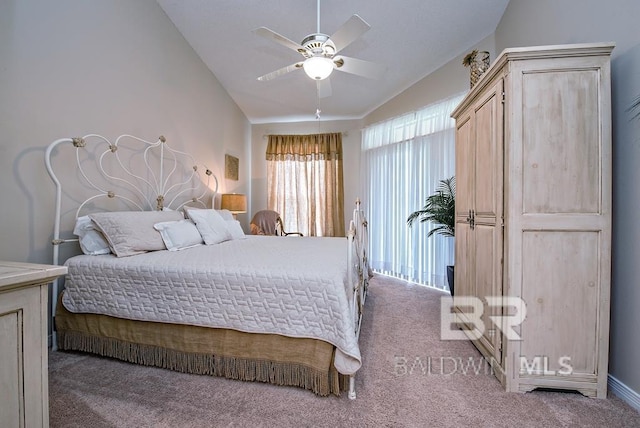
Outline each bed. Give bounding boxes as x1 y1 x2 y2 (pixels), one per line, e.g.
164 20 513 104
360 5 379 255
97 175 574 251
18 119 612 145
45 134 370 398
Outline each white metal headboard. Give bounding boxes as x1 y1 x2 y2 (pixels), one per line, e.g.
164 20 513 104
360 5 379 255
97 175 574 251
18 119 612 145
45 133 218 349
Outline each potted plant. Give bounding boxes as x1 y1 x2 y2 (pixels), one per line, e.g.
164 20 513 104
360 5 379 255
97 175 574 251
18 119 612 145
406 176 456 294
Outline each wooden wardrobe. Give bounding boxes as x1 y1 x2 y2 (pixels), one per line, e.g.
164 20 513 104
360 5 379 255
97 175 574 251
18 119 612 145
451 42 614 398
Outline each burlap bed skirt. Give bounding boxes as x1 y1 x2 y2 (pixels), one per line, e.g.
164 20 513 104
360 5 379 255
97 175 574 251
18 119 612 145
55 296 348 396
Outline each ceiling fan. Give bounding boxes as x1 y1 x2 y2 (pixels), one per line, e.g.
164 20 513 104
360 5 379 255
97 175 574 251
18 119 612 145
254 0 385 97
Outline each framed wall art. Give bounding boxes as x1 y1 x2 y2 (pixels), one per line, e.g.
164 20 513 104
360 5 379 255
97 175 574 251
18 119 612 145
225 154 239 181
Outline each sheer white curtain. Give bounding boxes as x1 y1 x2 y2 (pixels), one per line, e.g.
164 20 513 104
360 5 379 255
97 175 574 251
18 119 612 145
361 94 464 289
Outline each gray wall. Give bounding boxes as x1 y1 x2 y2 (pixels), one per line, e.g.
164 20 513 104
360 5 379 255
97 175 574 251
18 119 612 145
0 0 251 268
494 0 640 398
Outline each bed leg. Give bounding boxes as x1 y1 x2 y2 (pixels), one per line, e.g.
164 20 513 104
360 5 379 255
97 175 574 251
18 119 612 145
348 375 356 400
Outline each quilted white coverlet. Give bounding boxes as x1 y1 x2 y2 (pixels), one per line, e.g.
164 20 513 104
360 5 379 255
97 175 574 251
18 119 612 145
62 236 361 374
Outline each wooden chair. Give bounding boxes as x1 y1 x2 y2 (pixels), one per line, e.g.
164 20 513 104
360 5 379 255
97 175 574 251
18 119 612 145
250 210 303 236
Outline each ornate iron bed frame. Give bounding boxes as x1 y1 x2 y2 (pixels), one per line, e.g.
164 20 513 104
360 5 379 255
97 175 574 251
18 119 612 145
45 133 369 399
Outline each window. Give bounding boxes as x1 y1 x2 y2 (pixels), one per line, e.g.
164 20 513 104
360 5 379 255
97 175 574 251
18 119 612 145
266 133 345 237
361 94 464 289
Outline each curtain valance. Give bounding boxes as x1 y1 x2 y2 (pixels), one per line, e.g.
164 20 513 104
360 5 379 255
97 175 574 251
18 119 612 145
266 133 342 161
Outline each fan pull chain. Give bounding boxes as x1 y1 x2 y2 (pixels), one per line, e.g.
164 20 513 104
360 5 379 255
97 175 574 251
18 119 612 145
316 82 322 131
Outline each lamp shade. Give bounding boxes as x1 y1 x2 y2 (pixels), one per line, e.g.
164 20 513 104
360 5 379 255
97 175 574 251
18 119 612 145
220 193 247 214
303 56 334 80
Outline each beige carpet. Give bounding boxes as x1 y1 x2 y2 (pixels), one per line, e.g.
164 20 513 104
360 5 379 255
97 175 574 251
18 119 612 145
49 275 640 427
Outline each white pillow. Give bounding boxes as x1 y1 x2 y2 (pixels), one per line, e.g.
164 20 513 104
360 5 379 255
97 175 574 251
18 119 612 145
73 216 111 255
216 209 235 221
153 219 204 251
226 220 247 240
89 210 185 257
184 207 232 245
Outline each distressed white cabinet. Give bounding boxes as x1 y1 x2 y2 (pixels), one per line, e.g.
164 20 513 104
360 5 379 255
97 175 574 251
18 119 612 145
0 261 67 427
451 43 614 398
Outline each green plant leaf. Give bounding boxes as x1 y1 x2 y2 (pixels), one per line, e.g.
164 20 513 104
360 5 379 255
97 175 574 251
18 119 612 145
407 176 455 238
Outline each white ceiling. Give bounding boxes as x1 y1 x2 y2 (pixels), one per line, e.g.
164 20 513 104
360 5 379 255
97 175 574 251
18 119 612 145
157 0 509 124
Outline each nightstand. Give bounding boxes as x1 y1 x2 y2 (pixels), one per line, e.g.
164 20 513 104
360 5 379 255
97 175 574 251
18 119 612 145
0 261 67 428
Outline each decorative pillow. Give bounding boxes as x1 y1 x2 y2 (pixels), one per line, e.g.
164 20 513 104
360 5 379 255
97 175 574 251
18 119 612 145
73 216 111 255
153 219 204 251
226 220 247 240
216 209 235 221
183 207 232 245
89 210 184 257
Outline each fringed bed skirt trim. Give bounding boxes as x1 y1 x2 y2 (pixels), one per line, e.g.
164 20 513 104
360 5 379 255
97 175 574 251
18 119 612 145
57 328 347 396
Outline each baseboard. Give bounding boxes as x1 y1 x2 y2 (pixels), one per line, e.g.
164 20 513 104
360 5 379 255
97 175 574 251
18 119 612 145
608 374 640 412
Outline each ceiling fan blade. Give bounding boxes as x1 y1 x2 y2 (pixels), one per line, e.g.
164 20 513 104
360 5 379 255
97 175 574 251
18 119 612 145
334 56 386 80
253 27 305 54
330 15 370 53
317 79 332 99
257 62 303 81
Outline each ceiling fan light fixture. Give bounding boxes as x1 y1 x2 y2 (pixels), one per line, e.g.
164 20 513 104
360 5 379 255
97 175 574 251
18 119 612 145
303 56 334 80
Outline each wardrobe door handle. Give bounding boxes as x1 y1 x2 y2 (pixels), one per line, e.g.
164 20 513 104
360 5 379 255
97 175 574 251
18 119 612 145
467 209 475 230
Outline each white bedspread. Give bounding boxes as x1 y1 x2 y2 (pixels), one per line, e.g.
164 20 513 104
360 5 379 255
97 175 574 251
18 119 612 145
62 236 361 374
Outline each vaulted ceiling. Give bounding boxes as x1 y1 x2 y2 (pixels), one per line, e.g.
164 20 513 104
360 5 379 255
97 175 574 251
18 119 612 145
157 0 510 124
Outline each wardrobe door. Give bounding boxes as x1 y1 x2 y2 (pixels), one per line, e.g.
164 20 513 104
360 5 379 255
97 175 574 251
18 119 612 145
472 78 504 363
454 114 474 301
513 57 611 397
